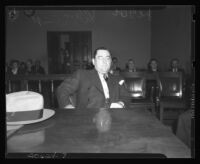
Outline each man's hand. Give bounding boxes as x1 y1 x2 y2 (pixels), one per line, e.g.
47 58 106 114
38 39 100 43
64 104 75 109
110 101 125 108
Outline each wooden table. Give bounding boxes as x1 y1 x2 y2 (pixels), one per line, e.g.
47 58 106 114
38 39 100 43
6 108 191 158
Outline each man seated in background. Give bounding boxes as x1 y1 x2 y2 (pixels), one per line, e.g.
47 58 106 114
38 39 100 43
56 47 128 109
26 59 34 75
32 60 45 75
18 61 27 75
8 60 20 75
169 58 186 94
109 57 121 76
169 58 185 73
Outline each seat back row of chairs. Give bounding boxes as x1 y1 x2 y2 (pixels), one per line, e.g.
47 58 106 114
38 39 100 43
120 71 186 122
121 72 184 100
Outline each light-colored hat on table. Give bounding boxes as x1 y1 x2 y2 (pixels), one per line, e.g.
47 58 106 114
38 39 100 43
6 91 55 127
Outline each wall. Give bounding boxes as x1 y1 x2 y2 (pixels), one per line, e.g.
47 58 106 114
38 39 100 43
151 5 192 74
6 9 151 73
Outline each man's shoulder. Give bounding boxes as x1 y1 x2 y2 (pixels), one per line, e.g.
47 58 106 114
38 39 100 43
74 69 96 78
109 73 124 82
76 69 95 74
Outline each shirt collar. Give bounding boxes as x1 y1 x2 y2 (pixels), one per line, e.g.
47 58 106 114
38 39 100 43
98 72 108 78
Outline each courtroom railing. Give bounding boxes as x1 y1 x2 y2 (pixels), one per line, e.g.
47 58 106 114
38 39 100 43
5 74 70 108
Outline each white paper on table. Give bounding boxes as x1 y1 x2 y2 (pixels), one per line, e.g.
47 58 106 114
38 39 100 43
64 104 75 109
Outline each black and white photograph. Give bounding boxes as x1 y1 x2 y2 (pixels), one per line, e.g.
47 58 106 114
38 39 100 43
5 5 195 158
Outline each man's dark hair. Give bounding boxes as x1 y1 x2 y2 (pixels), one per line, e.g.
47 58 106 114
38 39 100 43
170 58 179 64
128 58 134 62
10 59 19 66
149 58 158 63
27 59 33 64
112 57 118 61
93 47 111 58
148 58 158 70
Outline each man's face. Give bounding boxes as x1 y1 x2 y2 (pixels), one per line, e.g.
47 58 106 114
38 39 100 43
13 62 18 69
172 60 179 68
92 49 112 74
150 61 157 70
27 61 32 67
128 61 134 70
113 59 118 65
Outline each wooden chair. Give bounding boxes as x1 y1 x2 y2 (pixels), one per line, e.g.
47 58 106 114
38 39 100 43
146 72 160 106
121 72 155 115
145 72 161 118
158 72 186 123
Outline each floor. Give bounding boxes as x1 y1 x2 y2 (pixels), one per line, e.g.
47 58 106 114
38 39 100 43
163 119 178 134
161 109 186 134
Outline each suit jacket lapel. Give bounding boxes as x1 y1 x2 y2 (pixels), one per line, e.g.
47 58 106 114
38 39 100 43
107 74 115 98
90 70 104 95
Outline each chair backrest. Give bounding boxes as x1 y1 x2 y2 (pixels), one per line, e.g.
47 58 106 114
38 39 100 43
121 72 146 98
145 72 160 100
158 72 183 98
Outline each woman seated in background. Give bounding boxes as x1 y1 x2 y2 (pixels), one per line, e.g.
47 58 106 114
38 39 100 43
125 59 136 72
8 60 20 75
148 58 159 72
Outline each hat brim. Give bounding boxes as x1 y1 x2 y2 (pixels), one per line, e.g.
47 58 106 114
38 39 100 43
7 109 55 125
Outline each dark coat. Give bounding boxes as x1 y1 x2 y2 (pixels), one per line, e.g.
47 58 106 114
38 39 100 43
32 66 45 74
56 69 128 109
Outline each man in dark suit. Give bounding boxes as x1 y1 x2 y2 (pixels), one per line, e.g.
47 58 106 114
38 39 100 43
32 60 45 74
56 47 128 109
109 57 121 75
169 58 185 74
169 58 186 91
